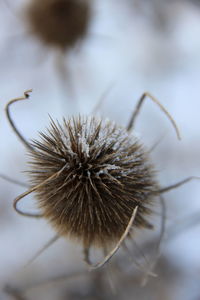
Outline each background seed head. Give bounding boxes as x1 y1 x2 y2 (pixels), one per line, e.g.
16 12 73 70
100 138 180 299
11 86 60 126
28 116 158 248
25 0 90 49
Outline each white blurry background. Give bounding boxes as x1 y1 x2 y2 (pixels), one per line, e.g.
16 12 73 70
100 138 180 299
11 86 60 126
0 0 200 299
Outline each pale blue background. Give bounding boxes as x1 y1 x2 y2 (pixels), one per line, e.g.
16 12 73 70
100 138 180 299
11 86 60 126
0 1 200 299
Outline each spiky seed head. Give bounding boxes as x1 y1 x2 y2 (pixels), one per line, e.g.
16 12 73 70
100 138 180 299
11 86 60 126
28 116 158 248
25 0 90 49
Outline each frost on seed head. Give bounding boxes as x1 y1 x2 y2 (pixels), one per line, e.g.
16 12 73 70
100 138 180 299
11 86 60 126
28 116 158 248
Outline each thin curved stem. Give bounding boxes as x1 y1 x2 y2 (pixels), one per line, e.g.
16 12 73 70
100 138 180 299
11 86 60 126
141 195 166 286
26 235 60 266
54 50 78 115
148 133 166 153
127 92 181 140
158 176 200 194
122 243 157 278
85 206 138 270
91 82 115 115
0 173 29 188
5 89 34 151
13 165 67 218
83 247 91 265
13 186 43 218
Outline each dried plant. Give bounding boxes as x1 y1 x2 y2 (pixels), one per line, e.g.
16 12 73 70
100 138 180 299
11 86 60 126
24 0 91 50
27 116 157 248
2 89 199 300
5 89 192 271
2 0 92 106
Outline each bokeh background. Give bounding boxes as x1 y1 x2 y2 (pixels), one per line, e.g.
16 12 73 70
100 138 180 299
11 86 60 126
0 0 200 299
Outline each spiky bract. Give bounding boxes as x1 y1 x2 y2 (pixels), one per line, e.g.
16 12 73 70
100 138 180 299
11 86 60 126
25 0 90 49
28 116 158 247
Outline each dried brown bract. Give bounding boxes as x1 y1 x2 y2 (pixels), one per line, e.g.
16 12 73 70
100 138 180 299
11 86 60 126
28 116 157 248
25 0 91 49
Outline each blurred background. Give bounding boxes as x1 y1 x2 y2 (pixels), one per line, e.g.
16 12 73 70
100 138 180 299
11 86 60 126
0 0 200 299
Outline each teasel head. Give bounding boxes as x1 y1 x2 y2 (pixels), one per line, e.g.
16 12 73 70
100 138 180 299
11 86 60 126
27 116 158 248
6 90 183 270
24 0 91 50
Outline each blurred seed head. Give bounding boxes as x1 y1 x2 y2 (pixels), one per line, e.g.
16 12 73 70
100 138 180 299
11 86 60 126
25 0 91 50
28 116 158 248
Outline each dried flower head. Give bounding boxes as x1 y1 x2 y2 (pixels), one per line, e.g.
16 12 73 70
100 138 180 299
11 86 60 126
25 0 90 49
6 90 185 270
28 116 158 248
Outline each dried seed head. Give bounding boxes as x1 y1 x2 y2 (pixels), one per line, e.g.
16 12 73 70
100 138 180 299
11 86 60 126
25 0 90 49
28 116 158 248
